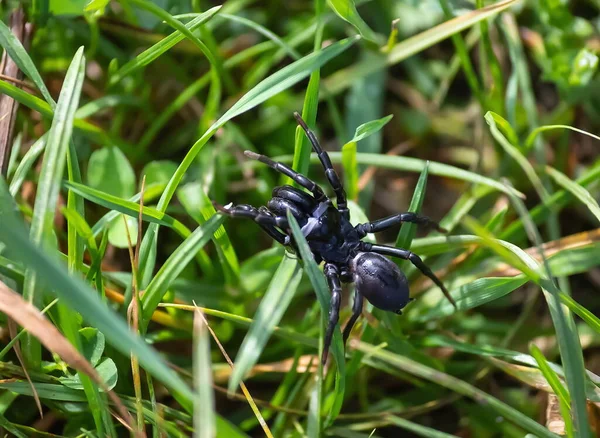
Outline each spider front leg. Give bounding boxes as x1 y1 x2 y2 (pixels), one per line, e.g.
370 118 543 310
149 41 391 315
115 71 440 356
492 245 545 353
361 242 457 310
323 263 342 365
213 202 289 245
294 112 349 219
244 151 327 201
355 213 447 237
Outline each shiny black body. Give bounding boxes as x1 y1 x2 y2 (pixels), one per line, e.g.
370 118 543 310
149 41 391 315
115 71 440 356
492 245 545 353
215 112 457 365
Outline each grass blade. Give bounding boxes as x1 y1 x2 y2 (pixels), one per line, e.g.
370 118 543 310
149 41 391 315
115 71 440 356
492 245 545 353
327 0 380 43
140 214 225 325
21 47 85 368
287 212 347 423
228 255 302 393
0 19 54 106
65 181 188 234
395 161 429 252
273 152 525 198
529 344 573 437
544 165 600 224
193 310 215 438
109 6 221 85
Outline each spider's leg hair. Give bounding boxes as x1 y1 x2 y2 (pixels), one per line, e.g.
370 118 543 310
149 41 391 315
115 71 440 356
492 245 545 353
361 242 457 310
293 112 349 217
355 212 447 237
342 288 364 345
244 150 326 201
323 263 342 365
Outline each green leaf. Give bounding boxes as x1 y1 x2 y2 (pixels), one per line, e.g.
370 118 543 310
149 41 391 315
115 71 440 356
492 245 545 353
79 327 105 367
347 114 393 144
544 165 600 224
107 215 138 249
177 183 240 284
327 0 381 43
60 358 118 391
322 0 518 97
87 146 135 199
228 255 302 393
387 415 459 438
140 214 226 325
141 160 179 188
22 47 86 368
0 19 55 106
9 135 46 196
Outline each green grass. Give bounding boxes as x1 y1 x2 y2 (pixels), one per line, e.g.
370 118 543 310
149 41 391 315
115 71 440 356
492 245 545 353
1 0 600 436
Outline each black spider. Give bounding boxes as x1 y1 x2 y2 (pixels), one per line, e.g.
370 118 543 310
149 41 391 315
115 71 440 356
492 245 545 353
215 112 457 365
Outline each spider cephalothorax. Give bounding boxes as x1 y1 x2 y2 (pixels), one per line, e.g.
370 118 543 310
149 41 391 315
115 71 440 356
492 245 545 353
215 112 457 364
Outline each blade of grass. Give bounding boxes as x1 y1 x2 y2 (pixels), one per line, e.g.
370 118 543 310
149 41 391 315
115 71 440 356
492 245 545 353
529 344 573 438
21 47 85 369
65 181 189 235
140 214 225 326
387 415 459 438
485 111 549 201
524 125 600 152
544 165 600 224
193 309 216 438
287 212 346 424
0 19 55 106
228 255 302 393
8 134 46 196
109 6 221 85
327 0 380 44
290 0 324 197
501 179 590 438
272 152 525 198
395 162 429 253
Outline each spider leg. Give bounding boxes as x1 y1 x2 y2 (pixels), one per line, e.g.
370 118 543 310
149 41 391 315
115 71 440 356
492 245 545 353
355 213 446 237
214 203 289 242
244 151 327 201
342 288 364 345
257 207 288 245
323 263 342 365
293 112 349 219
360 242 457 310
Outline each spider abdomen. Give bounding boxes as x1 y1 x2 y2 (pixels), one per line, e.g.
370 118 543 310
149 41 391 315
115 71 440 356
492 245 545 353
352 252 410 314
